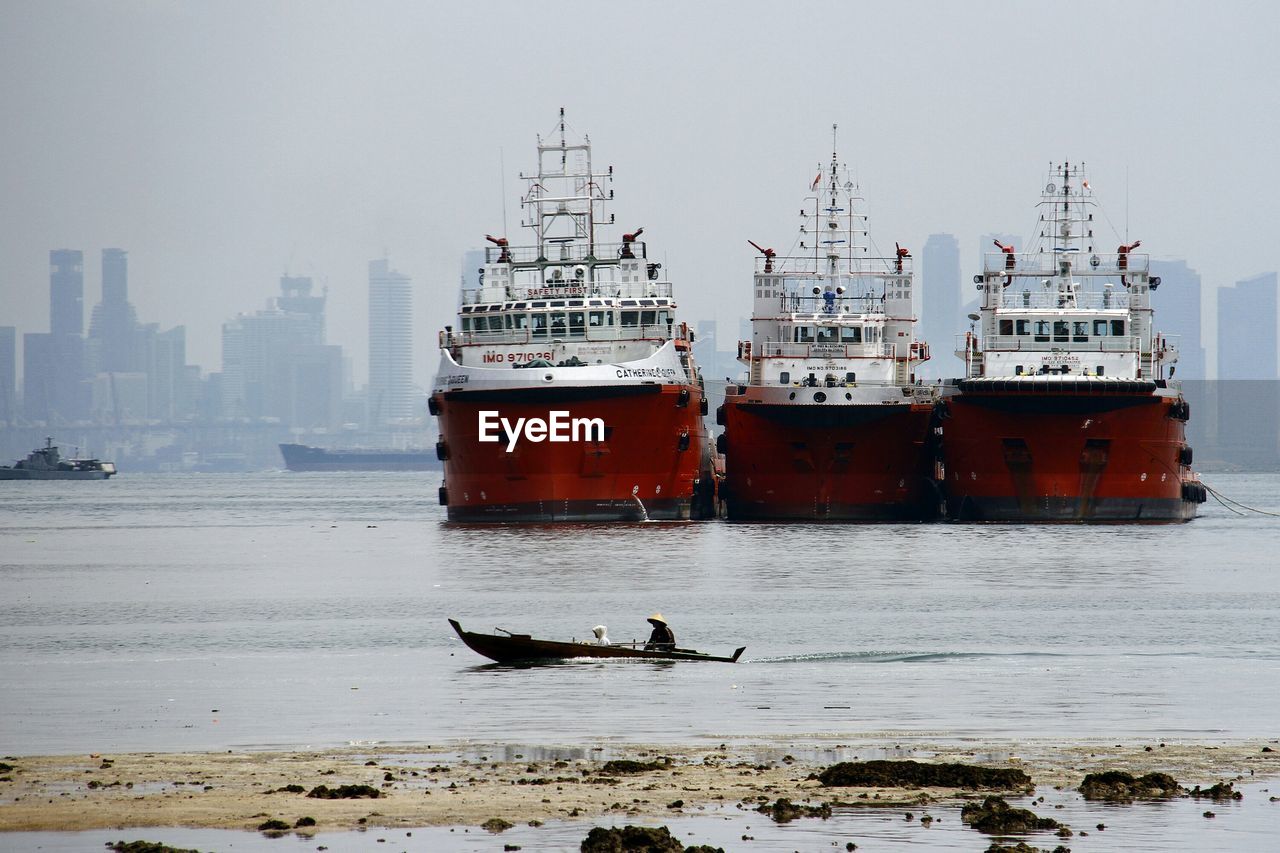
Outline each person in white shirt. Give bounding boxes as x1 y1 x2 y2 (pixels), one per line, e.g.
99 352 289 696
591 625 610 646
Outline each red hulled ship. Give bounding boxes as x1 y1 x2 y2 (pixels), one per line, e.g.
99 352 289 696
719 131 938 520
939 162 1205 522
431 111 714 522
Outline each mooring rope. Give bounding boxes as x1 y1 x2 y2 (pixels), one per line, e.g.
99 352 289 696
1202 481 1280 518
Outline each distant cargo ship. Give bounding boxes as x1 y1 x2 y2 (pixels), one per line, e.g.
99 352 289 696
0 438 116 480
278 443 440 472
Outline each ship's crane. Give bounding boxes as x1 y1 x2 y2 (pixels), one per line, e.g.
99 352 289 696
748 240 776 273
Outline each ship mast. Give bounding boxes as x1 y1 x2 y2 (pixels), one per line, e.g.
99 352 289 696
524 108 612 275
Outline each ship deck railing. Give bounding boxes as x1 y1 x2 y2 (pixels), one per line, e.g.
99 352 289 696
982 251 1149 277
962 334 1143 353
771 294 896 315
443 323 674 348
756 255 914 277
959 333 1179 379
995 290 1133 310
486 240 650 265
755 341 895 359
461 280 675 305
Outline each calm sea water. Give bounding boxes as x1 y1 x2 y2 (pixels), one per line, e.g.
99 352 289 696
3 472 1279 850
2 471 1278 757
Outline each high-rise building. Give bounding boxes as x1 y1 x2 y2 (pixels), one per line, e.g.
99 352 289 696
1150 259 1205 380
1217 272 1278 380
368 258 414 426
22 333 54 423
220 276 331 421
88 248 141 374
44 249 89 422
289 344 343 430
276 275 326 343
50 249 84 337
920 234 961 379
151 326 189 421
102 247 127 303
0 326 15 425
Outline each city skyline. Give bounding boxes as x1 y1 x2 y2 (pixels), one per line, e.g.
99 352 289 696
2 2 1279 389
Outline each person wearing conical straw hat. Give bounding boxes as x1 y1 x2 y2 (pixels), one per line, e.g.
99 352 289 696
644 612 675 651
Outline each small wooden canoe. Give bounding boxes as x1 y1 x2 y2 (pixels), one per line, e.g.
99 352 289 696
449 619 745 664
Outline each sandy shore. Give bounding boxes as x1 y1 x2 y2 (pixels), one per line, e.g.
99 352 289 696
2 738 1277 833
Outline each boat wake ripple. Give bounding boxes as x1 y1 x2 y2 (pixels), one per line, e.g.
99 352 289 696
752 650 1075 664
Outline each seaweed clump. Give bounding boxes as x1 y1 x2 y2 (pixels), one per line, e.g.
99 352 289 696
1079 771 1181 801
306 783 382 799
755 797 832 823
818 760 1031 791
598 759 667 775
960 796 1060 834
580 824 723 852
1188 782 1243 800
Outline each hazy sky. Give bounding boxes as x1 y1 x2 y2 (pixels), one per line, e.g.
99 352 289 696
3 0 1278 383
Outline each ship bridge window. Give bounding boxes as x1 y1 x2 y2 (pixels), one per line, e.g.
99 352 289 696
841 326 861 343
1053 321 1069 342
1016 319 1030 335
1093 319 1109 336
461 317 472 332
640 309 657 327
657 309 670 327
1111 320 1126 336
511 313 531 331
621 310 640 327
531 301 547 308
779 371 790 385
569 311 585 336
588 310 613 328
1073 321 1089 342
816 326 838 344
794 326 815 343
865 326 881 343
531 313 548 339
1034 320 1051 342
549 312 567 336
999 319 1014 336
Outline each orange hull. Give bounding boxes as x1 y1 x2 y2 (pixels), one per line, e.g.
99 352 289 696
721 400 939 521
940 385 1202 522
433 384 714 522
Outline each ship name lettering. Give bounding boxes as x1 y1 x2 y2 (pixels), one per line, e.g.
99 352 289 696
477 410 606 452
614 367 677 379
